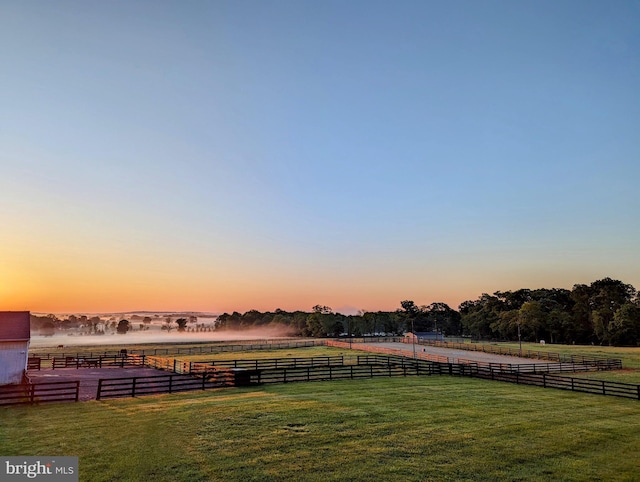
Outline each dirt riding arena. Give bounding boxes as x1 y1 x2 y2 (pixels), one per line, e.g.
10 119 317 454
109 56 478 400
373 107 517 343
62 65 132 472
367 341 553 365
27 367 174 401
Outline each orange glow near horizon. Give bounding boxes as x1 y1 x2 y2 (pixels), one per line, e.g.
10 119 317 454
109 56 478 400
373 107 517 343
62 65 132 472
4 231 638 315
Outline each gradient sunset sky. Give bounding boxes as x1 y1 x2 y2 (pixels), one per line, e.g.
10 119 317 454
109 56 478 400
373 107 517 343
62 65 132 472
2 1 639 314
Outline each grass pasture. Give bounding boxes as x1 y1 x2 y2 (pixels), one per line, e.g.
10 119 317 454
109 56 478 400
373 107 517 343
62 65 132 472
2 373 640 481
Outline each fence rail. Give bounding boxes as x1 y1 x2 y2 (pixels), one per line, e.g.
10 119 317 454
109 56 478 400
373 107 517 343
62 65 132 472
412 339 622 368
50 355 129 369
0 381 79 406
457 359 596 374
96 372 234 400
192 355 348 371
16 344 637 405
466 366 640 400
27 339 326 366
244 363 439 384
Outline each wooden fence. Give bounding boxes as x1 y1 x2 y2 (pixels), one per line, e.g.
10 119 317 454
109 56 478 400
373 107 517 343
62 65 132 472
411 339 622 368
0 381 79 406
27 340 325 368
50 355 129 369
242 363 440 385
190 355 349 371
465 365 640 400
457 359 595 374
96 372 235 400
127 339 324 356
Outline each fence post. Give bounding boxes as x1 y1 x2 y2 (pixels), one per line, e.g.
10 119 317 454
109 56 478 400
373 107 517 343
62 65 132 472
542 373 546 388
132 378 137 397
602 381 606 396
74 381 79 402
30 384 36 404
173 359 177 373
97 379 102 401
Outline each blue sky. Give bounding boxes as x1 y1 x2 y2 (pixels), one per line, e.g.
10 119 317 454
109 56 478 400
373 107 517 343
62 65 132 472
1 1 639 313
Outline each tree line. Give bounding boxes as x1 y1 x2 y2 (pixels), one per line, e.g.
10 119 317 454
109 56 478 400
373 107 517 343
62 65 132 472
215 277 640 346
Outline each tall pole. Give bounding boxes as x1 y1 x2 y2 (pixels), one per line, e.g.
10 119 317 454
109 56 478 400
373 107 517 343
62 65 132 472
518 321 522 356
411 319 416 359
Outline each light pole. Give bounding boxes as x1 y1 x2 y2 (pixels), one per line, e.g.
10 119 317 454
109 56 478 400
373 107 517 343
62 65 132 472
517 321 522 356
411 318 416 359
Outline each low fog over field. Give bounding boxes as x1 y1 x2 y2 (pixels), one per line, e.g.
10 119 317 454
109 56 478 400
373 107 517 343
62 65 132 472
30 325 296 348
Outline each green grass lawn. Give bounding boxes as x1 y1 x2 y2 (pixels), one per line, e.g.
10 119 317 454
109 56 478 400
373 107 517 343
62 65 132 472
2 376 639 481
176 346 349 362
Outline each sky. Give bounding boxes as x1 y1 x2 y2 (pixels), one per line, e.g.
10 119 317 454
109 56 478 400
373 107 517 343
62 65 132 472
1 1 639 315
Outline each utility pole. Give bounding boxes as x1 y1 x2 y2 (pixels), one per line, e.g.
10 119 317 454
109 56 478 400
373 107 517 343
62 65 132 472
518 321 522 356
411 319 416 359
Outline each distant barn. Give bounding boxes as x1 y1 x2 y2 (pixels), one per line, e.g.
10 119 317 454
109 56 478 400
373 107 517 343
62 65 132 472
405 330 444 342
0 311 31 385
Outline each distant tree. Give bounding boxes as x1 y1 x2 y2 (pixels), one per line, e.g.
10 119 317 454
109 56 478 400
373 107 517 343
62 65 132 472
306 312 326 337
590 278 636 345
164 317 174 332
399 300 419 332
518 301 546 342
609 303 640 346
42 321 56 337
89 316 101 334
424 302 462 336
116 319 130 334
312 305 333 314
459 294 504 340
176 318 188 332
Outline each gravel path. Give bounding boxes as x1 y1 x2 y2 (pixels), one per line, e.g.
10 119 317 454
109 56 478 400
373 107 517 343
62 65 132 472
360 342 550 365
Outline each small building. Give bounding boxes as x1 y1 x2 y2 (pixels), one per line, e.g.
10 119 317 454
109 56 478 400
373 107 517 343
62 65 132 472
404 331 444 343
0 311 31 385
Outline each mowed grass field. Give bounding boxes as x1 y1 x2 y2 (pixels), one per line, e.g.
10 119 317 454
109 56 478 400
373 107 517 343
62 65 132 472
2 346 640 481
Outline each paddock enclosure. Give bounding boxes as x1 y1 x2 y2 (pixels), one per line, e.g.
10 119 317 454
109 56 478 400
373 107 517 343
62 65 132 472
0 338 632 406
